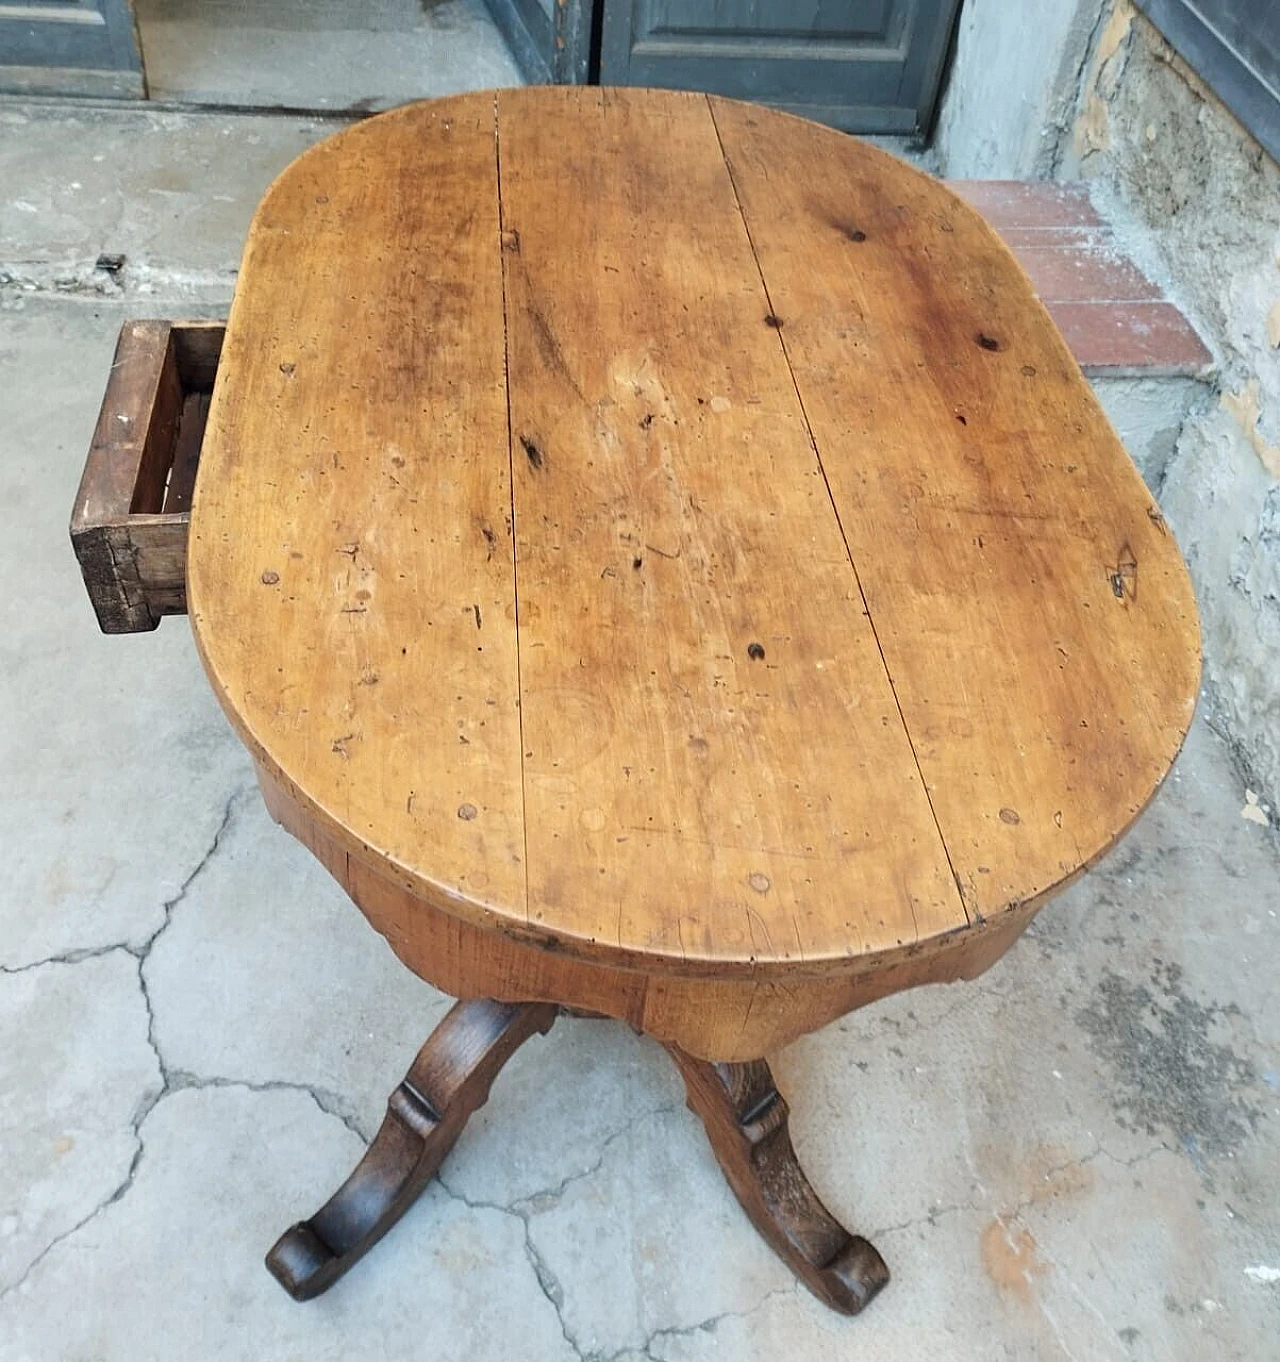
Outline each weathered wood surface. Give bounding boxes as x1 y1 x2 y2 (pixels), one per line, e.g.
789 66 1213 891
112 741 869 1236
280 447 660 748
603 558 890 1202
668 1047 889 1314
498 89 958 968
189 91 1200 1050
266 998 556 1301
263 996 887 1313
707 96 1201 922
72 189 1204 626
257 758 1032 1059
70 319 222 632
192 97 529 927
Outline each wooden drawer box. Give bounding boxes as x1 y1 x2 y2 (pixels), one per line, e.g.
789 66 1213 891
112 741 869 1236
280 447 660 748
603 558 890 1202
70 318 224 633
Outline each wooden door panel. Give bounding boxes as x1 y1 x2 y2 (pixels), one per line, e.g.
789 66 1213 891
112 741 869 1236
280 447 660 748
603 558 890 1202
639 0 902 42
600 0 960 133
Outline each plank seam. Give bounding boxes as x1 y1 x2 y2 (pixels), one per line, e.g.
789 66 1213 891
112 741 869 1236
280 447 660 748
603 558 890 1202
493 91 532 930
704 94 972 933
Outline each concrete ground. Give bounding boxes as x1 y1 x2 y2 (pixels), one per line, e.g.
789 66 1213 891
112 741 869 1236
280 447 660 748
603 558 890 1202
133 0 521 112
2 60 1279 1362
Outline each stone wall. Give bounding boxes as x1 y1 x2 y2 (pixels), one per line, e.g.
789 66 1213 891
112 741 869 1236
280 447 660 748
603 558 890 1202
936 0 1103 178
936 0 1280 806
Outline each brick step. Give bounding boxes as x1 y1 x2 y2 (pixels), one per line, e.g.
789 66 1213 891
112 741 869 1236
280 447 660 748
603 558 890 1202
946 180 1212 379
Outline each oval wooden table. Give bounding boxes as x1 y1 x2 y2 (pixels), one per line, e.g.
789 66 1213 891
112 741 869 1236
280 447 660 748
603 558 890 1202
138 88 1203 1314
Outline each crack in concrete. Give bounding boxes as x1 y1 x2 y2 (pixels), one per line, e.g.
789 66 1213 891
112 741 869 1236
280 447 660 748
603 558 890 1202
163 1071 367 1143
832 967 1020 1055
0 784 252 980
139 785 251 959
1077 1139 1168 1175
0 1073 362 1306
432 1173 585 1358
509 1104 679 1218
1204 711 1280 835
512 1214 799 1362
870 1137 1168 1242
871 1197 982 1239
432 1101 690 1361
0 942 131 975
0 1171 133 1304
0 775 244 973
979 1140 1168 1357
128 786 253 1124
1003 1138 1168 1225
0 786 255 1302
629 1283 801 1362
432 1098 816 1362
123 780 372 1138
523 1228 580 1360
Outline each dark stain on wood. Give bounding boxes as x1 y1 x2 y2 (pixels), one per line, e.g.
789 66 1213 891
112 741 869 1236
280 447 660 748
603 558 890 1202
527 302 583 398
1108 544 1139 603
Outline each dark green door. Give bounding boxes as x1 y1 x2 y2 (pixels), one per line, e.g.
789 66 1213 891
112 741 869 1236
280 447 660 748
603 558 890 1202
0 0 144 97
598 0 960 133
485 0 959 135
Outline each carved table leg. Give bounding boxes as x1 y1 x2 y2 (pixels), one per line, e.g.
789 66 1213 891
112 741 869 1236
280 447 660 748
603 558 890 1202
266 998 557 1300
666 1048 889 1315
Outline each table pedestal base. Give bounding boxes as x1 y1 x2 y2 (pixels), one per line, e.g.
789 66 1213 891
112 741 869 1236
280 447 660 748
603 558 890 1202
266 1000 888 1315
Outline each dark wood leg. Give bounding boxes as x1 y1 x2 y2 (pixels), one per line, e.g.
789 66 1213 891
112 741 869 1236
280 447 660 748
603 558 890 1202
266 998 557 1300
666 1048 889 1315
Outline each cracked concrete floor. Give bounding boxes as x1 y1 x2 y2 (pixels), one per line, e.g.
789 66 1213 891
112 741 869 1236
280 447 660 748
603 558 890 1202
2 98 1280 1362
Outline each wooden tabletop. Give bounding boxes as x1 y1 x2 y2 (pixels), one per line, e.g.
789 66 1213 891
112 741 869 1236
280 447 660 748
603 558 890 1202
188 88 1200 982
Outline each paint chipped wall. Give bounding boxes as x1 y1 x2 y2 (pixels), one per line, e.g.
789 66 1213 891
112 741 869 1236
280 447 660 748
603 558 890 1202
936 0 1280 806
1066 4 1280 807
933 0 1104 178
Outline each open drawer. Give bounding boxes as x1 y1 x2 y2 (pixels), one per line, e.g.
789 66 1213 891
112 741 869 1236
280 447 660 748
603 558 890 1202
70 319 225 633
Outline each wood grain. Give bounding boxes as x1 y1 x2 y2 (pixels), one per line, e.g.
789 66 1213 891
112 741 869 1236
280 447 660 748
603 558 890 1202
266 998 556 1300
708 95 1200 921
189 90 1200 1016
188 99 528 924
71 318 222 632
668 1048 889 1313
497 87 960 969
258 759 1039 1061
